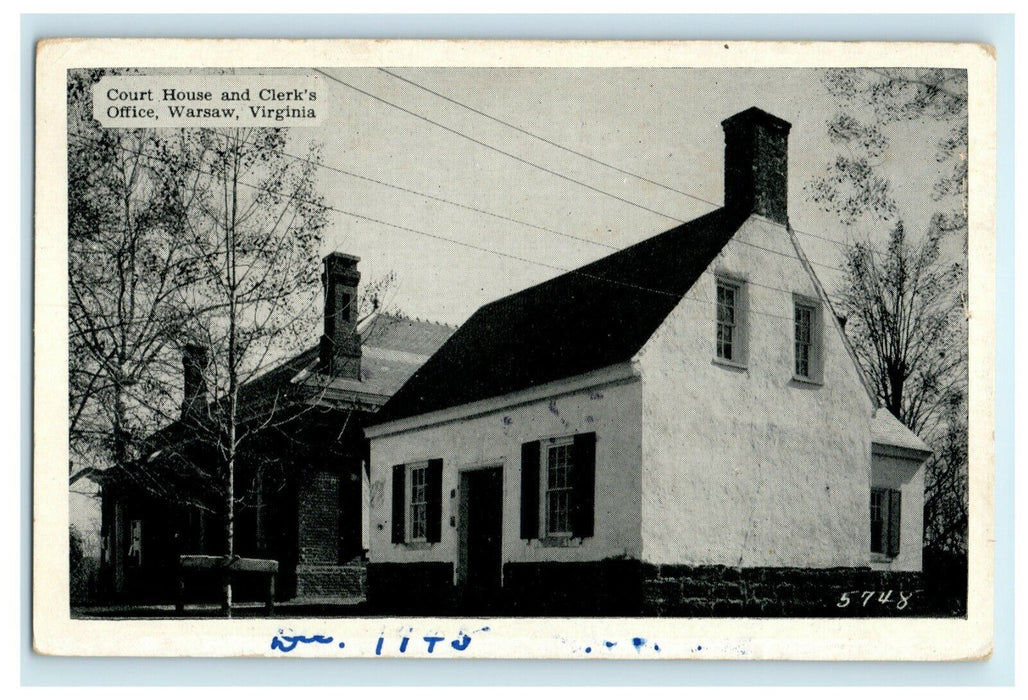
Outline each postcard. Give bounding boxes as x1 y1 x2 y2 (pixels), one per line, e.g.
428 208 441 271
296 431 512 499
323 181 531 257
36 38 995 659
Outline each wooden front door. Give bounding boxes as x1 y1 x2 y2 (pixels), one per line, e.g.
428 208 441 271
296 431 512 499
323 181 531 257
459 467 504 603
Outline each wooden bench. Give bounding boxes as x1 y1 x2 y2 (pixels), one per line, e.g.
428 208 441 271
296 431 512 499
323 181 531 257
177 555 279 616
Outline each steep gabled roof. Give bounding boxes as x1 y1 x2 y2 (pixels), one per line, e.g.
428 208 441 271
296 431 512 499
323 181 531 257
374 207 750 425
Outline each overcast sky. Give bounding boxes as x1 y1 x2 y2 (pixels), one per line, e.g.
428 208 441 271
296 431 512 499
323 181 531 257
293 66 964 326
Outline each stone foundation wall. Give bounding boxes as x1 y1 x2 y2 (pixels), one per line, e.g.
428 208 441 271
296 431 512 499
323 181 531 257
641 564 927 617
363 559 939 617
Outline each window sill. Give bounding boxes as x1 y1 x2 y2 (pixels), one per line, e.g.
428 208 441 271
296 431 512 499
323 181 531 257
870 553 896 564
790 374 823 387
533 536 583 548
712 357 748 372
400 541 433 550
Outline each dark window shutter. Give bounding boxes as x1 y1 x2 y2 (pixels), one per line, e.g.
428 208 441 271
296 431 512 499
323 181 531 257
425 458 443 543
572 432 596 538
520 441 540 540
887 489 902 558
391 464 405 544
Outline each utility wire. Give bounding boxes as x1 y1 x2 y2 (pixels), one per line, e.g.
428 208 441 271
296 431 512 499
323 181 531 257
376 67 867 254
314 68 852 276
190 127 852 287
198 131 845 302
69 130 838 326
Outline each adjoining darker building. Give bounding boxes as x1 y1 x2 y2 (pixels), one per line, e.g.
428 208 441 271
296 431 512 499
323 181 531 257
364 107 932 616
96 252 454 604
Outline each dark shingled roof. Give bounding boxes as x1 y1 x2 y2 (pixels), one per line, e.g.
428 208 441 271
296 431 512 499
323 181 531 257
374 206 750 425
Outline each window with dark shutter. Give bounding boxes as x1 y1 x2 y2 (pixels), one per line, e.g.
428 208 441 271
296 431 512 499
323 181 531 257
391 464 405 544
870 487 902 558
520 441 540 540
870 489 885 554
887 489 902 558
426 458 443 543
571 432 596 538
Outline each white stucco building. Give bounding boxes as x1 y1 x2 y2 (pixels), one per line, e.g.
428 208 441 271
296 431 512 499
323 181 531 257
364 107 931 615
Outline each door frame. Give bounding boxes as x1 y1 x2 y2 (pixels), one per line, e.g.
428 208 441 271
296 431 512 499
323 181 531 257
456 462 505 588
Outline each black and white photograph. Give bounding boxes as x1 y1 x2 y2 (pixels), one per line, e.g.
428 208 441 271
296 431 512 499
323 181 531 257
36 39 996 659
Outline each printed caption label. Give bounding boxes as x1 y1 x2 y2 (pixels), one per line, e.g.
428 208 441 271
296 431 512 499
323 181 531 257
93 75 323 128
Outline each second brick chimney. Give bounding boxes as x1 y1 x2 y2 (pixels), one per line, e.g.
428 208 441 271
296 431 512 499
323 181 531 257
320 252 362 379
721 106 792 226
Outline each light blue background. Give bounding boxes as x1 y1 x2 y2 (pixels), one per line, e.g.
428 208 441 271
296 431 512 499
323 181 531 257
21 13 1015 686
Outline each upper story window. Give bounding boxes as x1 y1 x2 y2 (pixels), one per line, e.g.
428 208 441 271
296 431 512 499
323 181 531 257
793 297 822 382
715 277 747 367
716 281 739 361
794 303 813 377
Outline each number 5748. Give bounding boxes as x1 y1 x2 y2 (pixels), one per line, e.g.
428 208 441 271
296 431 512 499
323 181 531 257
836 590 912 610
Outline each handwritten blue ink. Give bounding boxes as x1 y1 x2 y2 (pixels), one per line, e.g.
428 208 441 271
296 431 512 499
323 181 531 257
654 643 660 652
270 634 334 653
338 641 346 648
632 637 646 652
423 636 445 653
451 634 472 651
604 641 616 648
399 636 410 653
584 647 592 654
375 636 384 656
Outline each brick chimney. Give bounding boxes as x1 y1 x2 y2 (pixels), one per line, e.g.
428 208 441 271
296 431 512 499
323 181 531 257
319 252 362 379
181 344 208 420
721 107 792 226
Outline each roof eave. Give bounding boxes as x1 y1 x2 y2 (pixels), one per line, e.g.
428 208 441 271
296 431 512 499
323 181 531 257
871 441 933 462
368 361 641 440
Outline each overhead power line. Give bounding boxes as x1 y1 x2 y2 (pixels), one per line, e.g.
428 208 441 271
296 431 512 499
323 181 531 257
375 67 865 254
314 68 852 276
69 130 841 326
196 131 846 302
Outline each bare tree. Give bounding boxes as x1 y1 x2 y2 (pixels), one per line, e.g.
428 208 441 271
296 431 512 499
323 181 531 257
172 126 329 613
69 71 407 609
808 68 969 561
67 69 205 495
839 221 965 440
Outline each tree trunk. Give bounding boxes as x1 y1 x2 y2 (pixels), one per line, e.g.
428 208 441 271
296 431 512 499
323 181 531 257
221 142 241 618
886 361 905 422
